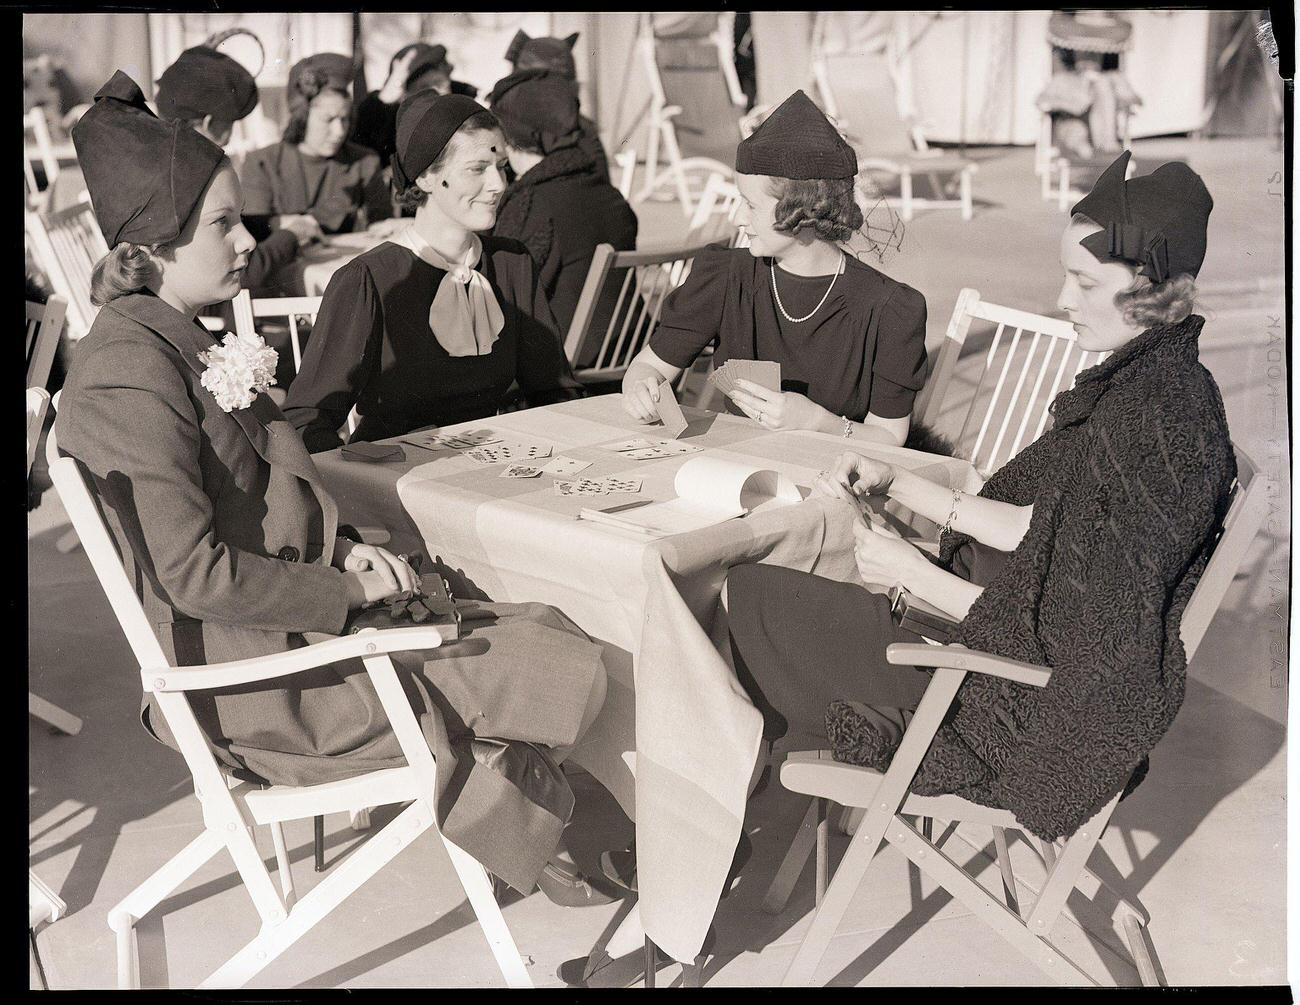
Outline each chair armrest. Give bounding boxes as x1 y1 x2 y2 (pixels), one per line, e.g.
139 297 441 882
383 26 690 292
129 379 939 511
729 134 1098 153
142 626 443 693
885 642 1052 688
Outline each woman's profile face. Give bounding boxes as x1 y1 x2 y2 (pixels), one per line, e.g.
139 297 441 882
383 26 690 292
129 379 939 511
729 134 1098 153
420 126 509 233
1057 220 1141 352
736 172 796 260
154 163 255 312
300 89 351 158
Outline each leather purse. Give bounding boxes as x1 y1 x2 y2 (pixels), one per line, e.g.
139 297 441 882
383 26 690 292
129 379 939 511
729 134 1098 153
344 554 462 641
889 585 960 644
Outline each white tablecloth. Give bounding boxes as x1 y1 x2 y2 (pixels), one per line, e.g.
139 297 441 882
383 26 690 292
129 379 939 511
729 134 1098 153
314 394 980 962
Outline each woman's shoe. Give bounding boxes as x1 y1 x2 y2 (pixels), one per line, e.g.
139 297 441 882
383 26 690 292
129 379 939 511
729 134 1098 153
825 700 900 770
536 858 618 907
557 928 718 988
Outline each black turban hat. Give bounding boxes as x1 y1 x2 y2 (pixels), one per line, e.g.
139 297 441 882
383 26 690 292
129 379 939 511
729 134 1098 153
155 46 258 125
71 70 225 249
735 89 857 180
488 69 580 155
505 30 578 79
392 42 452 90
1071 151 1214 283
393 91 491 192
287 52 354 100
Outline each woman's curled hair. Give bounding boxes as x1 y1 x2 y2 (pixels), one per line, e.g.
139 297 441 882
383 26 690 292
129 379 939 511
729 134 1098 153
1114 273 1197 329
90 243 157 306
767 177 864 245
393 109 501 213
282 68 349 145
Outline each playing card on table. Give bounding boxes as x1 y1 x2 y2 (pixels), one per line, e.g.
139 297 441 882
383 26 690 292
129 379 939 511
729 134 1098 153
623 446 677 460
555 479 610 497
649 440 703 455
603 477 643 494
541 456 593 478
464 442 552 464
499 463 545 478
605 437 658 453
654 384 689 438
420 427 501 449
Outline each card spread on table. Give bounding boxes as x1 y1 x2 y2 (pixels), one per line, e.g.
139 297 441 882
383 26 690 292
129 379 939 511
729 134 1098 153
554 476 643 496
708 358 782 399
499 463 545 478
341 442 405 463
464 442 553 464
412 427 502 450
606 438 658 453
623 440 704 460
541 456 593 478
654 384 689 438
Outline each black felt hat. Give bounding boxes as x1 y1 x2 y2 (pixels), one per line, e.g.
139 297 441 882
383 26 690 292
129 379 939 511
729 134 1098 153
488 69 580 154
71 70 225 249
287 52 354 99
393 91 489 192
735 89 857 180
392 42 452 90
505 30 578 79
156 46 258 124
1071 151 1214 283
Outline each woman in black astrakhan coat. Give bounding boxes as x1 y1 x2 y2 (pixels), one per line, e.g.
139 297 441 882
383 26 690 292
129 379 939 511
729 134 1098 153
283 91 584 453
56 72 608 899
620 90 928 448
726 150 1236 843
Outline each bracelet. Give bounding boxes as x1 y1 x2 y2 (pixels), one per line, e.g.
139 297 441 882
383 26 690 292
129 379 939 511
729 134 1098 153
939 488 963 536
841 415 854 439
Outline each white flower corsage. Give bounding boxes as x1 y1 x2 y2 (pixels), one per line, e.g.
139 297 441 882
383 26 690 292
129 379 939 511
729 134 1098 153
197 332 278 413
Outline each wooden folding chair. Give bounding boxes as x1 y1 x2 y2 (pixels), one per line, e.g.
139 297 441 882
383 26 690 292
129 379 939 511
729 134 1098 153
45 426 533 988
914 288 1111 479
685 173 746 248
24 108 60 211
614 148 637 200
768 444 1267 986
26 294 67 393
25 203 108 341
1036 111 1136 210
563 240 712 391
811 13 977 222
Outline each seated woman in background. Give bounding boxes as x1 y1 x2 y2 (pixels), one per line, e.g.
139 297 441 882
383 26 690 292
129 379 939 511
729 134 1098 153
283 91 583 453
154 45 322 295
59 72 608 902
620 90 927 448
727 150 1234 844
505 30 610 182
240 53 391 260
489 68 638 340
352 42 454 171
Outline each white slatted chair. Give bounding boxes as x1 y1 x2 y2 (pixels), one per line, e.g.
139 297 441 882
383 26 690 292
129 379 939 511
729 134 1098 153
810 13 976 222
614 148 637 200
1036 112 1136 210
563 241 711 389
28 386 85 738
24 108 60 210
771 443 1266 986
685 173 745 248
25 203 108 341
44 425 532 989
914 288 1111 480
26 294 67 392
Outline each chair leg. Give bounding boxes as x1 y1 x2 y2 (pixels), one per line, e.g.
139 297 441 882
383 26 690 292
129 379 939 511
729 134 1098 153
762 799 819 915
991 826 1020 915
1122 913 1162 986
644 937 657 988
114 918 140 989
313 816 325 873
269 821 296 907
815 798 830 905
1040 838 1057 872
29 692 83 735
439 834 533 987
900 168 914 221
960 168 973 221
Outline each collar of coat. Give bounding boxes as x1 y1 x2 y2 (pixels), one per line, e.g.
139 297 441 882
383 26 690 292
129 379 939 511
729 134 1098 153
494 146 600 266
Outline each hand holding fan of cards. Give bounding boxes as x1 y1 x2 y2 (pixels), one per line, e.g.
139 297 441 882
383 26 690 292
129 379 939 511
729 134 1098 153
707 358 782 405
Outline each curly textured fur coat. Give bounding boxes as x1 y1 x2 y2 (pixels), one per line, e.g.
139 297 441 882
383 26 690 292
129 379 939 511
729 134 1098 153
916 314 1235 840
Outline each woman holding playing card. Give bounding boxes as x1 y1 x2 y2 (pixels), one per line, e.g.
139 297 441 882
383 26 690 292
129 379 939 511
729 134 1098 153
620 90 927 448
284 91 584 453
56 72 612 908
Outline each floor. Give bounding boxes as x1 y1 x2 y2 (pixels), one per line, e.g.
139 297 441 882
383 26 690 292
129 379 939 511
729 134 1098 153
29 136 1287 988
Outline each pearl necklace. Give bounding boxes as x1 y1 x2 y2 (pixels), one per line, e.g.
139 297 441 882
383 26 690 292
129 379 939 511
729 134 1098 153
770 253 844 324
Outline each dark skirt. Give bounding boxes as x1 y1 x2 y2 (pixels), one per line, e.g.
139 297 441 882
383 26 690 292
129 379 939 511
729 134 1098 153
726 564 930 753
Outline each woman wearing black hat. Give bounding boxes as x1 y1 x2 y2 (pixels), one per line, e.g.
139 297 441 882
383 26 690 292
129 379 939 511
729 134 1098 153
488 68 638 339
56 70 610 907
352 42 455 171
726 150 1236 852
283 91 584 454
620 90 927 448
240 53 391 260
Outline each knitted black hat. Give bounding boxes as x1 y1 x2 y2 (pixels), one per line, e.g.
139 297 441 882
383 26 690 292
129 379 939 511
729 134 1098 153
1071 151 1214 283
156 46 258 125
488 69 580 155
71 70 225 249
735 89 856 180
393 91 490 192
287 52 354 99
392 42 451 91
505 30 578 79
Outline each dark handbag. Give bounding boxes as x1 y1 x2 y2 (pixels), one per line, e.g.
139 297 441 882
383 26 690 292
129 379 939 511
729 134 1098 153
344 554 462 641
889 585 961 645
